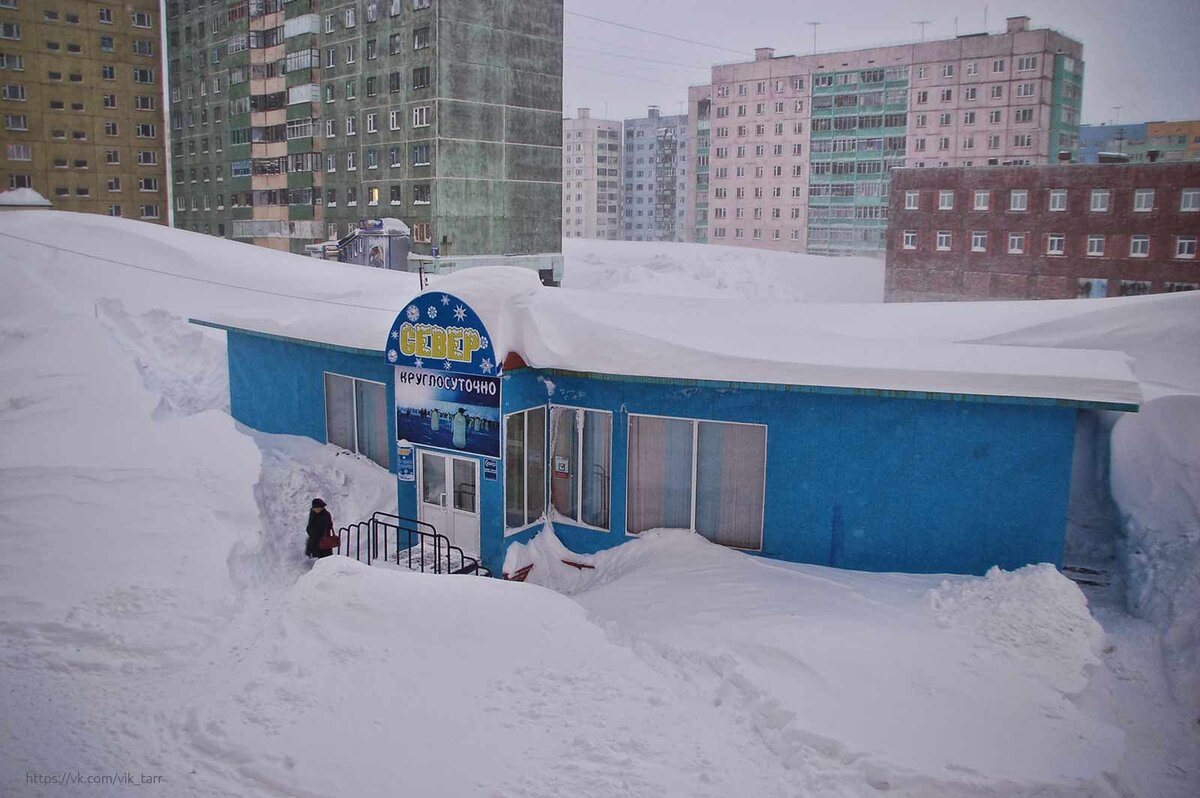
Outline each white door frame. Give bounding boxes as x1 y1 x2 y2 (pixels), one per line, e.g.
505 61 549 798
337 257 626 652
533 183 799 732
417 450 480 555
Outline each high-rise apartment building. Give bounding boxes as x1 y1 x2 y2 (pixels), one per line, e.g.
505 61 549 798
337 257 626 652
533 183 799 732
562 107 621 239
168 0 563 262
0 0 167 222
686 16 1083 256
621 106 688 242
1080 121 1200 164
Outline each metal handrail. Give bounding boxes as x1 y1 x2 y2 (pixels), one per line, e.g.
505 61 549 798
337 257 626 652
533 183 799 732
332 512 489 577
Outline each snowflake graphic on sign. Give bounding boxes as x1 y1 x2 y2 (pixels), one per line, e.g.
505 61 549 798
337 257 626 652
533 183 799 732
406 305 420 322
479 358 494 374
453 305 467 322
427 306 438 319
387 350 398 363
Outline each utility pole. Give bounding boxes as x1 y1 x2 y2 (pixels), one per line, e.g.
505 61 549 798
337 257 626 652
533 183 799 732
913 20 931 42
806 21 822 55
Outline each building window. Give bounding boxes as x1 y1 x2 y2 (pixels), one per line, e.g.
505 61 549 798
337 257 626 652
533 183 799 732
413 26 429 49
904 190 918 210
5 142 30 160
1176 236 1197 259
1010 189 1028 211
1181 188 1200 211
412 105 430 127
504 407 546 530
938 190 954 210
626 415 765 550
1047 234 1065 255
1013 134 1032 148
902 230 917 249
1008 232 1026 254
549 406 612 530
1120 280 1151 297
412 66 430 89
1049 189 1067 212
936 230 951 251
1087 234 1105 257
1133 188 1155 212
412 143 430 166
1091 189 1110 212
131 11 151 28
138 204 159 219
1017 55 1038 71
971 231 987 252
973 190 989 210
1129 235 1150 258
324 373 389 469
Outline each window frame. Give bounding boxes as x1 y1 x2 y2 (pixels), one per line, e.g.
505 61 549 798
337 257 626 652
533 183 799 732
625 412 767 551
503 405 547 534
322 371 390 469
548 404 613 533
1176 236 1197 260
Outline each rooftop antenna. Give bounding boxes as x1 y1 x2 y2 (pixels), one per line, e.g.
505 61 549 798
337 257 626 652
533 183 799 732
954 16 959 36
983 4 988 31
913 20 931 42
806 21 822 54
1112 105 1122 125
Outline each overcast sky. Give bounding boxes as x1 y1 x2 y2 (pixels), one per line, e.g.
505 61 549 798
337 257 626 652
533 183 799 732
563 0 1200 126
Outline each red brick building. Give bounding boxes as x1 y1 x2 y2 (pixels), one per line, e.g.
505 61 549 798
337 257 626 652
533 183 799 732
885 162 1200 300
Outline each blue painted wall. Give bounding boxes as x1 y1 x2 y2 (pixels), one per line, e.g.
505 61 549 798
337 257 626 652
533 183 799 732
226 330 1079 578
227 331 397 471
497 369 1078 577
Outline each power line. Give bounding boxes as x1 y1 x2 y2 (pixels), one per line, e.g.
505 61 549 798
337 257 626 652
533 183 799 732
565 10 751 57
564 61 698 90
0 230 406 313
565 45 711 70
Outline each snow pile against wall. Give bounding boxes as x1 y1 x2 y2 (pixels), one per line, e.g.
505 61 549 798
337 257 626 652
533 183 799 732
1111 395 1200 722
521 528 1124 794
927 564 1105 695
562 237 885 303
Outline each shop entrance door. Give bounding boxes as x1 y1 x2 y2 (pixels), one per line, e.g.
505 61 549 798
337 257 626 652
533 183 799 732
418 451 480 555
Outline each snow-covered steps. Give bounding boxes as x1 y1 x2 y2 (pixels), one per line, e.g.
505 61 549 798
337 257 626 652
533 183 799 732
335 512 490 577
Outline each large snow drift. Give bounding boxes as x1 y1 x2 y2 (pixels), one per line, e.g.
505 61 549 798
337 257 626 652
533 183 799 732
1 213 1197 797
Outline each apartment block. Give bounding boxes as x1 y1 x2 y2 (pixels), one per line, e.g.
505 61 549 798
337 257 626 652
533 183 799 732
1080 120 1200 164
562 107 621 239
886 162 1200 301
621 106 688 242
168 0 563 260
0 0 167 222
687 16 1083 256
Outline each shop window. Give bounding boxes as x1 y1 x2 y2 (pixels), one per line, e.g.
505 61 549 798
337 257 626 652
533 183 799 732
549 407 612 530
627 415 765 549
505 407 546 530
324 373 389 469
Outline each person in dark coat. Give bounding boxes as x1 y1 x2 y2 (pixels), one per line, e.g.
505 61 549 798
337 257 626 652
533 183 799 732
305 498 335 559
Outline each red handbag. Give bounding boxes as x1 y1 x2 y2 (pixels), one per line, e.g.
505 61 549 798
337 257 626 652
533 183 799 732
319 533 340 551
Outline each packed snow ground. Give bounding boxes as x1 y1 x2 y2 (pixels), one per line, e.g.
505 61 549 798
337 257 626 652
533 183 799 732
0 214 1197 796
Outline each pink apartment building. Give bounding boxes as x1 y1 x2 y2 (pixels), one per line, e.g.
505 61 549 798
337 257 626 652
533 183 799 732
686 16 1084 256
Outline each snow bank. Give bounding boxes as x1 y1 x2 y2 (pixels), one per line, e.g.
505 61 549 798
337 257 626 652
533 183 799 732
0 187 52 206
521 528 1123 794
927 564 1104 695
1111 395 1200 722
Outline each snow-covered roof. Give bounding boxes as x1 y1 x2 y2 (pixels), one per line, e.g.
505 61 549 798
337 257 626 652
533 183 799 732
202 265 1142 410
0 210 1141 410
0 188 52 207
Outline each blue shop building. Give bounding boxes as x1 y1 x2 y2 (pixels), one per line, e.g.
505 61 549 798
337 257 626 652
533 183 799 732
195 267 1141 578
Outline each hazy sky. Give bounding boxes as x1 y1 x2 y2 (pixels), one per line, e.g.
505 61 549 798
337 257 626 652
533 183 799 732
563 0 1200 125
